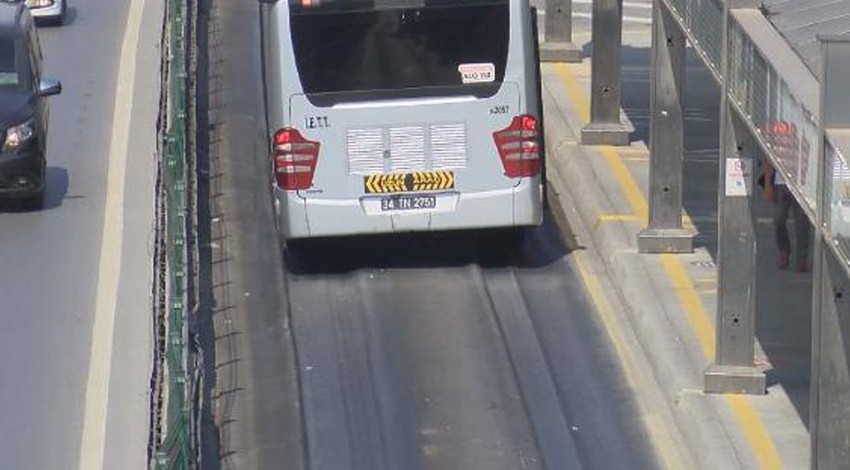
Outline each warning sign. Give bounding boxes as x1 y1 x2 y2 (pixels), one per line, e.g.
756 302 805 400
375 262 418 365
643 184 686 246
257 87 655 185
364 171 455 194
725 157 751 197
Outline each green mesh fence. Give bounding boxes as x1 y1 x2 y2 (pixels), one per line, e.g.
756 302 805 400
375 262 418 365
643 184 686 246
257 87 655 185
154 0 193 468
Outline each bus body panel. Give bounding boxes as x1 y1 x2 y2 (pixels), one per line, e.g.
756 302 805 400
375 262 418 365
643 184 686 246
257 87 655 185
277 179 540 238
288 84 522 200
263 0 543 239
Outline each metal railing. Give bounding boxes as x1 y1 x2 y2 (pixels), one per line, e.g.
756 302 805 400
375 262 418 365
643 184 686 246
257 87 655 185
664 0 723 79
153 0 195 467
725 18 821 213
661 0 850 258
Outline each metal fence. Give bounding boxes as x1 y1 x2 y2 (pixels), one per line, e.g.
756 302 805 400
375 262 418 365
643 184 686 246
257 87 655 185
829 141 850 260
726 18 821 212
153 0 195 467
661 0 850 256
664 0 723 78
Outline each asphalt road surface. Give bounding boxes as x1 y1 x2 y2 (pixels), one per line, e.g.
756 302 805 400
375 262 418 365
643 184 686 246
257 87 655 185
199 1 663 469
0 1 161 468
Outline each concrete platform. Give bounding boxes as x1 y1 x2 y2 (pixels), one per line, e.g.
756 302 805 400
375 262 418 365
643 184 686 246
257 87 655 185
541 29 811 469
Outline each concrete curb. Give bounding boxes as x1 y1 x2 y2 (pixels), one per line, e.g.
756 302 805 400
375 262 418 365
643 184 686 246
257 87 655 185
542 72 753 468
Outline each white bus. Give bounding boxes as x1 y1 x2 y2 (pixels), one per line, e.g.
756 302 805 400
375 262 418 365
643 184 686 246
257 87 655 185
261 0 544 252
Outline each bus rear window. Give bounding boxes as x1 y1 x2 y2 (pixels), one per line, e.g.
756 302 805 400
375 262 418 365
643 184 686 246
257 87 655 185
289 3 509 105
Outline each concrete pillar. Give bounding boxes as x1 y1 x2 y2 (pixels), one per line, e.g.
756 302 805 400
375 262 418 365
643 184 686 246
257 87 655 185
704 0 765 395
811 36 850 470
580 0 631 146
704 108 766 394
811 247 850 470
540 0 581 63
637 0 695 253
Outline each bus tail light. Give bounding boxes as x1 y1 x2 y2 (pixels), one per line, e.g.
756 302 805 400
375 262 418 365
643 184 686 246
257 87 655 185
273 128 320 190
493 115 540 178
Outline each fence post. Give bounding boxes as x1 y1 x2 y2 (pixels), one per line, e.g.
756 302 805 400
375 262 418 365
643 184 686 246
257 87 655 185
540 0 581 63
581 0 631 146
811 35 850 470
704 0 765 395
637 0 694 253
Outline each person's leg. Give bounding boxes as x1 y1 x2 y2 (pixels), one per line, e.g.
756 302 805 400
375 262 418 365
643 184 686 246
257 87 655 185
774 185 792 268
793 198 810 271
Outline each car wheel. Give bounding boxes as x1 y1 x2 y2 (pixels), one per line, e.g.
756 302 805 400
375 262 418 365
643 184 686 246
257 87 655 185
283 238 310 272
20 188 45 211
49 2 66 26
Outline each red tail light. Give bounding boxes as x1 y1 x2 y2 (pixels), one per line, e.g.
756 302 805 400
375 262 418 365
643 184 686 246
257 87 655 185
493 115 540 178
273 128 320 190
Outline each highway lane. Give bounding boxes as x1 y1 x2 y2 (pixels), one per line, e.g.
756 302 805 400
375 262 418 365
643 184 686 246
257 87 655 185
0 1 161 468
200 1 666 469
278 230 664 470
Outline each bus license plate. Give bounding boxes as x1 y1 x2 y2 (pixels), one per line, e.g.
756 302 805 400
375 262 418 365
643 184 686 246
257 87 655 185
380 195 437 212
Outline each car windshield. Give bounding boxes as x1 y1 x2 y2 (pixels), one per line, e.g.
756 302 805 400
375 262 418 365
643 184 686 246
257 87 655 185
0 36 19 88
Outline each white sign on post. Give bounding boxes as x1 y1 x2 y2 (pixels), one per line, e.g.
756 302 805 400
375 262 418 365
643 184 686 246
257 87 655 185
725 157 752 197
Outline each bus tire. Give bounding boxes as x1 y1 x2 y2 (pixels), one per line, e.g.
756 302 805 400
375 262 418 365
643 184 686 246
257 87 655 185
283 237 309 270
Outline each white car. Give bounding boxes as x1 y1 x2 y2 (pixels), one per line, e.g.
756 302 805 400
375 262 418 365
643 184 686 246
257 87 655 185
25 0 65 25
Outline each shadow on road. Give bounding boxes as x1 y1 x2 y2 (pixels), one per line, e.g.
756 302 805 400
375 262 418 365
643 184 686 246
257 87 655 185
285 211 571 276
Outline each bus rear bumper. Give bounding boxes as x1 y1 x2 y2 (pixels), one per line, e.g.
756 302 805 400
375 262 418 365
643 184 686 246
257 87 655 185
276 179 543 240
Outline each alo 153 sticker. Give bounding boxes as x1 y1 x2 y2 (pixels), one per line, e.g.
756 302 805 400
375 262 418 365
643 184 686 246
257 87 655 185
458 63 495 84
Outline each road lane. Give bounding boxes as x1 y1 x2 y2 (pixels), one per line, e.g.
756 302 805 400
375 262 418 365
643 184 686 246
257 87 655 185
200 1 666 468
0 1 160 468
287 257 548 470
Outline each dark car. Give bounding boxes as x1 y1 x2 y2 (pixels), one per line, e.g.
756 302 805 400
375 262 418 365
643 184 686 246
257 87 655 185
0 1 60 209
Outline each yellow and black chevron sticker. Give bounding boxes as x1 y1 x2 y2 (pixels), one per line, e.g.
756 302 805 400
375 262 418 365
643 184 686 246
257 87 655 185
364 170 455 194
364 173 407 194
412 171 455 192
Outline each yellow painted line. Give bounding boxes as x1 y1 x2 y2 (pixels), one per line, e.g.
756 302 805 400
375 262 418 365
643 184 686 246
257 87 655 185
573 253 684 470
555 59 785 469
726 395 784 469
659 255 716 360
78 0 146 468
597 214 639 223
600 145 649 221
554 64 648 222
554 63 590 123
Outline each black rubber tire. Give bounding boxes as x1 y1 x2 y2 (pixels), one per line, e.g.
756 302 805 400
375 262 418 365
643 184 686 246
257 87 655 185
19 188 45 211
283 237 311 272
54 0 67 26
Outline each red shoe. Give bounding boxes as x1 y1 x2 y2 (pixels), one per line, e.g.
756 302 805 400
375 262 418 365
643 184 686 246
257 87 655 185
778 252 790 269
797 259 808 273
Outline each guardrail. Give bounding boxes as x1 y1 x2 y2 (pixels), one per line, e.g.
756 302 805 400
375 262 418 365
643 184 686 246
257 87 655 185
661 0 850 267
152 0 196 467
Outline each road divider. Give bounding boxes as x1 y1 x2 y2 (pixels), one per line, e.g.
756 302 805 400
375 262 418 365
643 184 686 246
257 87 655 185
149 0 198 469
